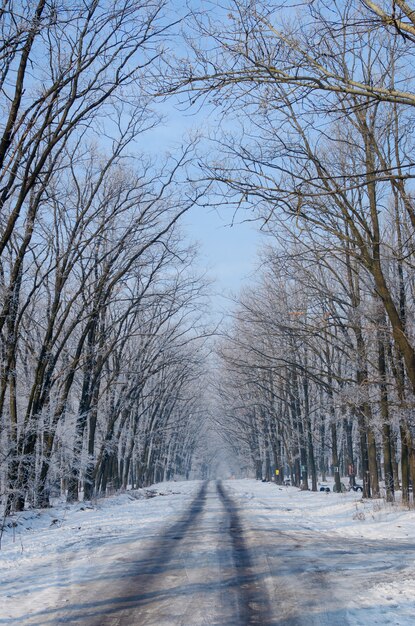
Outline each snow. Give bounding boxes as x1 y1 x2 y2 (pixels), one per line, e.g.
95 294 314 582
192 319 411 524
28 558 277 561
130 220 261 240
234 481 415 540
1 479 415 624
0 482 200 624
224 480 415 625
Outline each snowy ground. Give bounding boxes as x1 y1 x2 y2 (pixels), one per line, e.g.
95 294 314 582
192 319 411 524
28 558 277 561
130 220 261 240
227 481 415 625
0 480 414 625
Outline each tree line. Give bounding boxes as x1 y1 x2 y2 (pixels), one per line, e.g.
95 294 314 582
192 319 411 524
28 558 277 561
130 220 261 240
175 0 415 502
0 0 209 515
3 0 415 515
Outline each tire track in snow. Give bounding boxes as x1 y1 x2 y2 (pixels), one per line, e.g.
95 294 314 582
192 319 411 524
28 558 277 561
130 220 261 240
216 480 273 626
128 480 208 577
81 481 209 626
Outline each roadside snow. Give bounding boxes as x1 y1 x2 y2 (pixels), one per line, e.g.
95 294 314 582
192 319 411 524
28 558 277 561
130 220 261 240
237 480 415 539
225 479 415 625
347 578 415 626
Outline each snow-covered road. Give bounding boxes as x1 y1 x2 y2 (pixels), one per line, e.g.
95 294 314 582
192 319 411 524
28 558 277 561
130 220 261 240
1 480 415 625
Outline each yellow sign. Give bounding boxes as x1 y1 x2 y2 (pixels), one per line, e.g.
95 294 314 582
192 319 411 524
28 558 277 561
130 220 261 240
275 469 280 475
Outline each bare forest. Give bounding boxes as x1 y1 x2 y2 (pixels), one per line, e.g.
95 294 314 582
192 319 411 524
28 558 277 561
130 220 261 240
2 0 415 518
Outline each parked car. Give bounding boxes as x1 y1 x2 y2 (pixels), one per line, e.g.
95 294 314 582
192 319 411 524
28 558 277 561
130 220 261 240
319 484 330 492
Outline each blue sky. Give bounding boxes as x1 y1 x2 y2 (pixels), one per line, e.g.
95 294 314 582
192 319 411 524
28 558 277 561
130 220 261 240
132 0 266 308
184 201 262 299
146 99 263 309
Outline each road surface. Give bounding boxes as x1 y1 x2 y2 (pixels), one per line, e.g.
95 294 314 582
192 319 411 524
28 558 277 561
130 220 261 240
9 480 415 625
